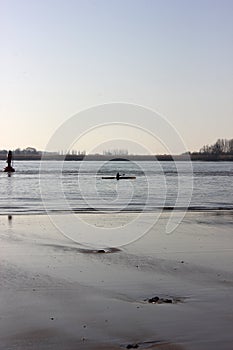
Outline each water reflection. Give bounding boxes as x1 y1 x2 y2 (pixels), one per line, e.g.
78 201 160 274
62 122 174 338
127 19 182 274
8 215 13 227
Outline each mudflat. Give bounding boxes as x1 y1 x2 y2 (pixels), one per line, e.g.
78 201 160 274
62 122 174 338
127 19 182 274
0 211 233 349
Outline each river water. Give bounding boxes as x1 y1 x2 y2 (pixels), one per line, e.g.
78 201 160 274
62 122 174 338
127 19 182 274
0 161 232 214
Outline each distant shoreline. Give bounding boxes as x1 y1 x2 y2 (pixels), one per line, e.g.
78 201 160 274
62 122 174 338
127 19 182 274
1 154 233 161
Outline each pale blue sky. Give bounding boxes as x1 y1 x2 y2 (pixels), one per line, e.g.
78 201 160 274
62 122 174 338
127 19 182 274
1 0 233 153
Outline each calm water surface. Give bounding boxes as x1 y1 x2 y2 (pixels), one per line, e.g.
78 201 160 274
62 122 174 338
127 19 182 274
0 161 232 214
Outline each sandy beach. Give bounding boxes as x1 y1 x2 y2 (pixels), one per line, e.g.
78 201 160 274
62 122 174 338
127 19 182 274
0 211 233 350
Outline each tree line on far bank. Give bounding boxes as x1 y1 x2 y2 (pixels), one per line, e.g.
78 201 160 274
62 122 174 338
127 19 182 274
0 139 233 157
199 139 233 155
0 147 41 155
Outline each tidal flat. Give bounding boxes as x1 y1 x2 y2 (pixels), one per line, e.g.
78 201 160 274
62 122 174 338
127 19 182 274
0 211 233 349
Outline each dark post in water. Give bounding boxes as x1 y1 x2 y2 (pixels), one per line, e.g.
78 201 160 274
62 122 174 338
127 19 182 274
4 150 15 172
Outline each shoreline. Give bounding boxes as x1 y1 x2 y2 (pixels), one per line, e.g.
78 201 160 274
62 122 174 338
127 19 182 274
1 155 233 162
1 207 233 216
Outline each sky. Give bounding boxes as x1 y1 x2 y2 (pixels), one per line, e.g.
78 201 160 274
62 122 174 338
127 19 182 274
1 0 233 154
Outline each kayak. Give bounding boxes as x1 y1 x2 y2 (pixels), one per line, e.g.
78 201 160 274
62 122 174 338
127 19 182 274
102 176 136 180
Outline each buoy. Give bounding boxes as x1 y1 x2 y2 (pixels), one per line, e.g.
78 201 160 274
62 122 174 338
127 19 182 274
3 150 15 172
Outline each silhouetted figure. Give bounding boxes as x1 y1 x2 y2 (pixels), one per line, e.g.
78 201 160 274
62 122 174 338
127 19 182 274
4 150 15 172
116 172 120 180
7 150 12 167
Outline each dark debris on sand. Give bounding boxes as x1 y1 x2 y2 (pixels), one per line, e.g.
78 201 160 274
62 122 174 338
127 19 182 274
145 296 182 304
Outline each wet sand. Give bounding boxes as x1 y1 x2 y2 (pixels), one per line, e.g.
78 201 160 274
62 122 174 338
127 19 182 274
0 211 233 349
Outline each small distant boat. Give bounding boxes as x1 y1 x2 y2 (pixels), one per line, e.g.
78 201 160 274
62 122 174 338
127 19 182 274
102 176 136 180
3 150 15 172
